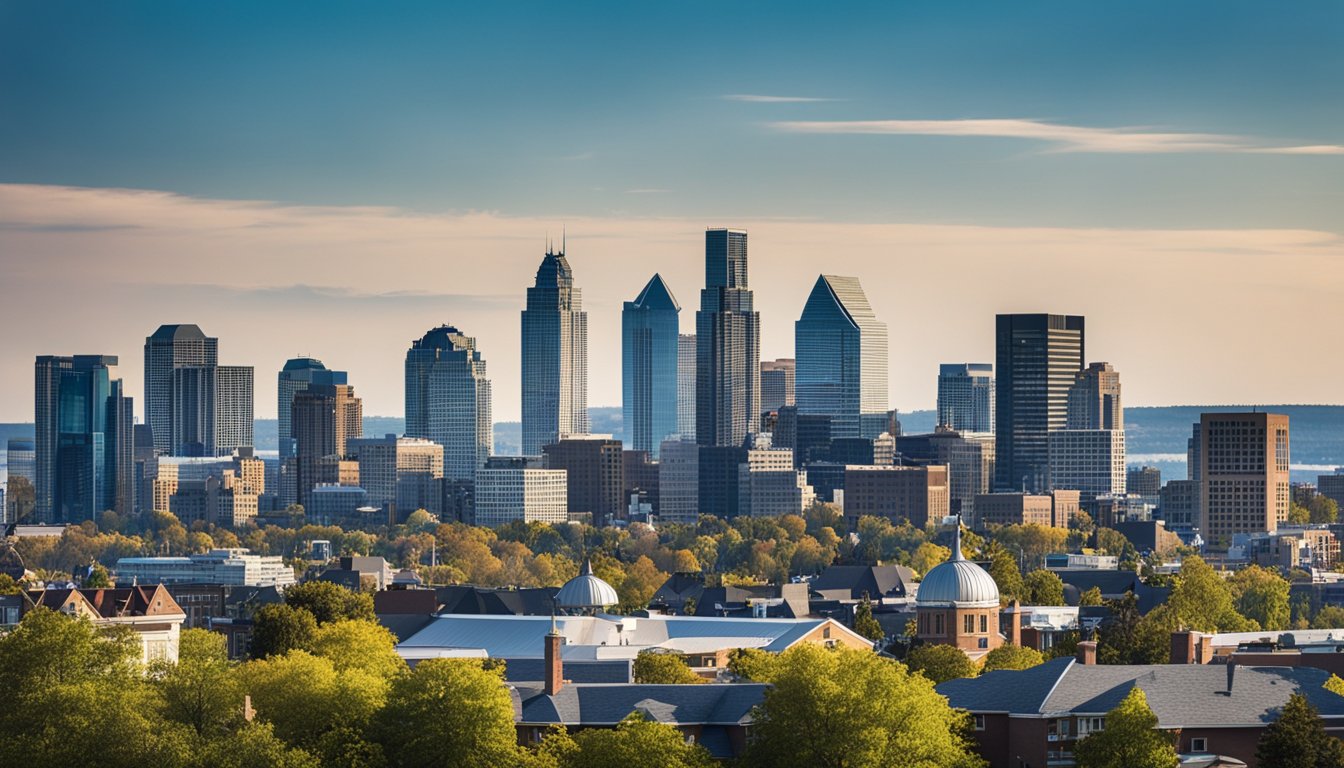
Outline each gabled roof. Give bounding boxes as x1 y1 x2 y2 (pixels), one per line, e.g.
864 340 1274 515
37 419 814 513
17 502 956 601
27 585 184 619
810 565 915 600
515 682 767 727
629 273 681 312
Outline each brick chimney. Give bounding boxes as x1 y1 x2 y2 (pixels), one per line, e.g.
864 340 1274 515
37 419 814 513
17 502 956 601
1006 600 1022 646
1076 640 1097 665
545 626 564 695
1171 630 1197 664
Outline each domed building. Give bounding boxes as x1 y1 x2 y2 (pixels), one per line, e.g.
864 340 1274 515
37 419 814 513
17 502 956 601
555 559 619 615
915 523 1003 656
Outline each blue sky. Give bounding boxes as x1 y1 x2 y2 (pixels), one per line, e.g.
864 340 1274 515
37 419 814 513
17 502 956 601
1 2 1342 420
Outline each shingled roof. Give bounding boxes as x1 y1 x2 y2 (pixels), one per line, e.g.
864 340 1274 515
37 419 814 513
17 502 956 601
515 682 767 727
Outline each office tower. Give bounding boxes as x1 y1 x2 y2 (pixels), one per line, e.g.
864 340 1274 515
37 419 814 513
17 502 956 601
658 439 699 524
843 465 949 530
5 437 35 523
773 405 833 469
795 275 889 440
349 435 445 519
170 364 254 456
1128 466 1162 500
521 244 589 455
33 355 135 523
1047 429 1126 499
144 324 218 455
936 363 994 433
543 436 624 527
1067 362 1123 430
622 450 660 515
760 358 796 414
473 456 568 528
277 358 348 458
696 229 760 447
677 334 697 440
1187 422 1203 482
622 274 681 458
1160 479 1200 532
132 425 155 515
405 325 493 482
994 314 1084 492
290 383 362 509
1200 412 1290 547
739 450 813 517
895 430 995 516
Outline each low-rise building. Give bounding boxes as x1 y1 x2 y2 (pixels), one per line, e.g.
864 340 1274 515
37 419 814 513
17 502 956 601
115 548 296 587
25 585 186 663
974 490 1079 529
473 457 568 527
843 465 949 529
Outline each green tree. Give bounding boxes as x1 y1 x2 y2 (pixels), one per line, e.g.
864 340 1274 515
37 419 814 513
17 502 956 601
905 643 979 684
308 619 407 681
237 650 385 755
153 628 239 737
1312 605 1344 629
1255 692 1344 768
1096 593 1168 665
726 647 776 681
1325 674 1344 698
633 649 704 684
0 607 141 690
374 658 524 768
0 573 22 595
1309 495 1339 524
83 562 113 588
1167 556 1257 632
1229 565 1291 631
1023 569 1065 605
1078 586 1104 606
249 604 318 659
196 721 320 768
542 713 715 768
982 644 1044 672
852 595 885 642
742 644 984 768
283 580 376 625
1073 687 1177 768
1288 502 1312 525
986 545 1025 604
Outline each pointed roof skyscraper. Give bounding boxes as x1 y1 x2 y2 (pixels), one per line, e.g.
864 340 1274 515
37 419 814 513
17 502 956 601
624 273 683 457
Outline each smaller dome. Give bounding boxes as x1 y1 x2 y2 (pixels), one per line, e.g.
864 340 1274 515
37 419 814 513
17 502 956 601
915 524 1000 608
556 559 619 610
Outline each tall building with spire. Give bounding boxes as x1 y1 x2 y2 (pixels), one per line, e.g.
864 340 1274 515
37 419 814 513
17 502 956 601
795 274 888 439
696 228 760 447
144 324 217 454
521 241 588 455
405 325 493 482
622 274 681 457
277 357 348 458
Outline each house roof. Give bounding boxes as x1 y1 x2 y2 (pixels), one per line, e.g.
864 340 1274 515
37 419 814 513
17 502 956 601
810 564 915 600
515 682 767 727
939 658 1344 728
27 585 184 619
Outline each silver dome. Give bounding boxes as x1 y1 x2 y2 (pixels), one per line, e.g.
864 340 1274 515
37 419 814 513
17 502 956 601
556 559 619 609
915 525 1000 608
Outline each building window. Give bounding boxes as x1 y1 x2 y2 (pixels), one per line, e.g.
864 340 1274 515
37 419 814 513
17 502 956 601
973 714 986 731
964 615 974 634
1078 717 1104 735
1191 737 1208 752
935 614 944 635
980 614 988 633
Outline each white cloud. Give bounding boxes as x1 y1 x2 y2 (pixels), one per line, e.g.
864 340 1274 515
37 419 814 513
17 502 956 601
771 118 1344 155
722 94 836 103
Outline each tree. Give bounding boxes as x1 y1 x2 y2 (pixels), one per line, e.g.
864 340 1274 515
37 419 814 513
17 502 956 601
308 620 407 682
1288 502 1312 525
374 658 524 768
542 713 715 768
742 644 984 768
986 546 1025 603
1325 674 1344 698
1023 569 1065 605
1073 687 1177 768
633 649 704 684
1309 495 1339 524
982 644 1044 672
1312 605 1344 629
283 580 376 625
0 573 21 595
1255 692 1344 768
1078 586 1104 606
726 647 776 681
196 721 320 768
1167 556 1257 632
906 643 979 684
1096 593 1168 665
617 555 667 612
911 542 949 577
1229 565 1290 631
153 628 239 737
853 595 885 642
249 604 318 659
83 563 112 588
237 650 385 755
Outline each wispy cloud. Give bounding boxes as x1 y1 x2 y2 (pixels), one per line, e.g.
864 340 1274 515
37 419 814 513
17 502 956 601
624 188 671 194
771 118 1344 155
723 94 836 103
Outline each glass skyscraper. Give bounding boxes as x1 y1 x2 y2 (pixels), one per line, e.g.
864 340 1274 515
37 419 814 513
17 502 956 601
696 228 760 447
937 363 995 433
170 364 254 457
405 325 493 482
994 313 1085 492
277 357 348 458
795 275 888 439
622 274 681 458
34 354 135 523
144 324 217 454
677 334 697 441
521 245 588 455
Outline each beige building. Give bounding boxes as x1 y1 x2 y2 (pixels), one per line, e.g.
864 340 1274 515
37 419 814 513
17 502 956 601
474 457 568 527
350 434 444 518
843 465 949 529
1200 412 1290 548
974 490 1078 529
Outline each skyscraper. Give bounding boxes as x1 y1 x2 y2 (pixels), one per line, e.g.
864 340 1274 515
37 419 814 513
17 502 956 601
1048 362 1125 499
696 228 760 447
759 358 796 414
34 355 135 523
521 244 588 455
1200 412 1290 546
170 364 254 456
405 325 493 482
277 357 348 458
795 275 888 439
994 314 1084 492
290 383 362 508
1066 362 1123 430
622 274 681 458
144 324 217 454
677 334 696 440
936 363 994 433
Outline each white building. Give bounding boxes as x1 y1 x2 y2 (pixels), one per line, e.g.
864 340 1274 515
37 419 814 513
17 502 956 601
473 460 568 527
1047 429 1126 499
115 548 296 587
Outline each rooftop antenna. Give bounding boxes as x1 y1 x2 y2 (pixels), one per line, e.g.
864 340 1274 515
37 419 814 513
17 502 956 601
561 224 566 255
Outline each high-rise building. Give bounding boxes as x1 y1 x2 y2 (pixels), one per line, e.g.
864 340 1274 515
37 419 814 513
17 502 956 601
795 275 888 440
936 364 994 433
1067 362 1123 430
1200 412 1290 547
521 245 588 455
473 456 568 528
215 365 254 456
543 436 624 527
677 334 697 440
843 465 950 530
1319 471 1344 510
34 355 135 523
994 314 1085 492
277 358 348 458
760 358 796 414
405 325 493 482
5 437 35 523
144 324 218 455
658 439 699 524
739 450 812 517
291 384 363 508
622 450 660 516
1160 479 1200 532
1047 429 1126 498
349 435 445 520
622 274 681 458
170 364 254 457
895 430 995 516
1128 466 1162 501
696 229 760 447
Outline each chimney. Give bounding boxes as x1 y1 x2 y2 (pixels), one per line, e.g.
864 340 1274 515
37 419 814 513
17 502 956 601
1198 634 1214 664
1076 641 1098 665
242 694 255 722
1007 600 1022 646
1226 662 1236 694
544 626 564 695
1171 630 1197 664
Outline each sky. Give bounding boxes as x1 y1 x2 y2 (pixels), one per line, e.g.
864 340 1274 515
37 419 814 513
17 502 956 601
1 1 1342 422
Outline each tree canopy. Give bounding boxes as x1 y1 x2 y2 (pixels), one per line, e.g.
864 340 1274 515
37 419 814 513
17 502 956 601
632 649 704 685
1255 693 1344 768
981 644 1044 672
905 643 980 684
1073 687 1178 768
